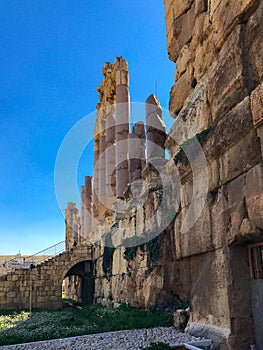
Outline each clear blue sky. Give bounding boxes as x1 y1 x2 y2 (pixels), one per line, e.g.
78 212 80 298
0 0 175 255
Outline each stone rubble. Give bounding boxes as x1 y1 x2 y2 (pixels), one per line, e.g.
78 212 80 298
0 327 204 350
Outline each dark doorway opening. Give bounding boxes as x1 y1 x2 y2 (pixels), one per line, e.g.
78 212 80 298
63 261 94 306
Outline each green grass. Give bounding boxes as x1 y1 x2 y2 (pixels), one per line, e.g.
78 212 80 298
0 303 173 346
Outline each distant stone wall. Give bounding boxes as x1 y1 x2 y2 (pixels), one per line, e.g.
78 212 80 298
0 245 93 310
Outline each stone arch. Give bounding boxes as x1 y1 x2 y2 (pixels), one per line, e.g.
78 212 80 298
63 260 94 305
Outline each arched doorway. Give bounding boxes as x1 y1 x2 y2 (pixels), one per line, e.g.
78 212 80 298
62 260 94 305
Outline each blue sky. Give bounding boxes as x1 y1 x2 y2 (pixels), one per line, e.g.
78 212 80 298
0 0 175 255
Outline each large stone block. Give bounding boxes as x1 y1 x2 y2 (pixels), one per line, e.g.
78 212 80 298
169 65 194 115
175 197 213 258
169 82 211 144
243 1 263 87
219 128 261 186
174 44 192 81
189 249 231 328
193 31 214 80
245 163 263 229
207 96 254 159
190 12 211 53
207 25 248 120
211 188 229 249
226 174 247 244
167 2 196 62
211 0 258 49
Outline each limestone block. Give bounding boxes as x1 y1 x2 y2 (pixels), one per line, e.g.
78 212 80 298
207 25 248 120
251 82 263 127
189 249 231 328
167 2 196 62
169 82 210 144
143 269 164 307
244 1 263 86
245 163 263 230
180 178 193 209
219 129 261 186
226 174 247 243
169 65 194 115
174 45 192 81
173 0 194 20
207 159 220 192
210 188 229 249
175 197 213 258
207 97 254 161
190 12 211 53
211 0 259 49
193 32 214 81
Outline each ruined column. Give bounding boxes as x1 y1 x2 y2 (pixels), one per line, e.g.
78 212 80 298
80 185 85 242
105 113 116 208
145 94 166 161
81 176 93 242
98 124 107 218
129 121 146 183
65 202 80 250
93 134 100 218
115 57 130 198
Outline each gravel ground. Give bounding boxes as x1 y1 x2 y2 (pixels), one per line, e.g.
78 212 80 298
0 327 205 349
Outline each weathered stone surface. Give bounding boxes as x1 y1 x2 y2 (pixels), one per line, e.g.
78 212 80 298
251 82 263 127
169 65 194 115
243 0 263 87
195 0 208 15
210 188 229 249
146 95 166 160
211 0 259 49
189 249 231 328
129 121 146 183
0 245 93 310
207 25 248 120
105 114 116 206
207 97 254 159
169 82 210 144
219 128 261 186
174 45 192 81
167 2 196 62
65 202 80 249
226 174 247 244
175 197 213 258
245 163 263 230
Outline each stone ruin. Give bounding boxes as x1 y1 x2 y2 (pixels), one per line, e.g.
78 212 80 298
65 1 263 349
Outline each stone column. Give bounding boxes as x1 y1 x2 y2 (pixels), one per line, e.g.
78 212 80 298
93 135 100 218
84 176 92 240
98 126 106 218
145 94 166 161
115 57 130 199
105 113 116 208
65 202 80 250
129 121 146 183
80 185 85 243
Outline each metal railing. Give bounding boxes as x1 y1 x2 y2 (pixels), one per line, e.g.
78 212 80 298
1 240 66 274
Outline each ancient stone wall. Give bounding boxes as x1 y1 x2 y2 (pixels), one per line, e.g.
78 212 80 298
91 1 263 349
163 0 263 348
0 245 92 310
